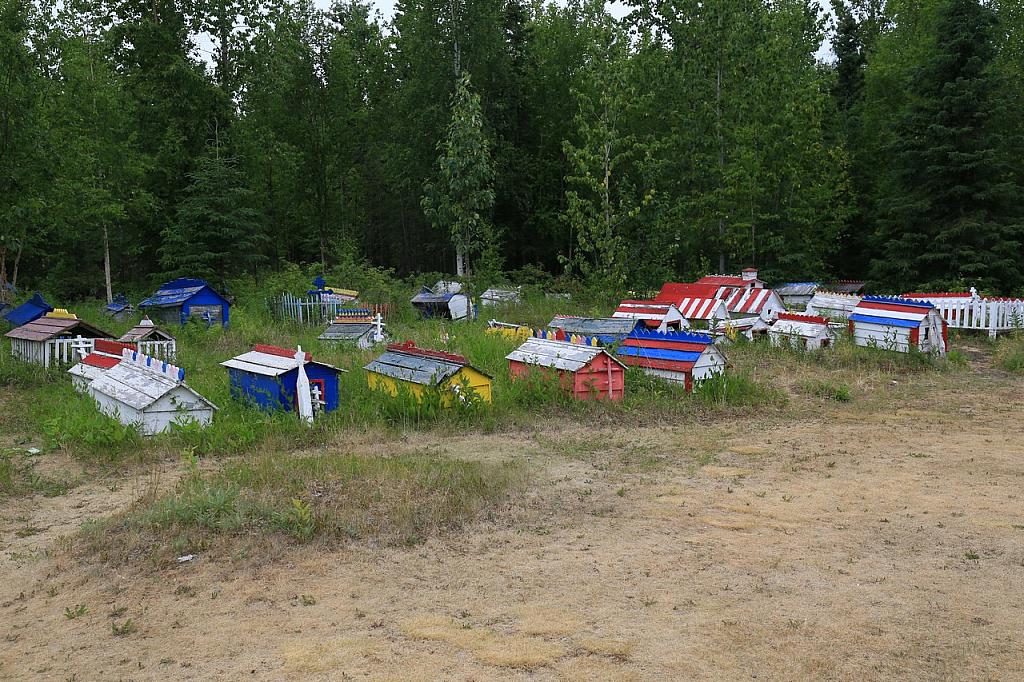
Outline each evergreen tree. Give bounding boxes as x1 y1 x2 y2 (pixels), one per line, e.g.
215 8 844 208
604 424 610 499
872 0 1024 291
160 147 265 280
421 72 499 279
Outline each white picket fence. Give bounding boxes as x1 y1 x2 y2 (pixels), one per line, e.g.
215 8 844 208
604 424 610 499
11 336 177 369
906 295 1024 338
273 292 392 325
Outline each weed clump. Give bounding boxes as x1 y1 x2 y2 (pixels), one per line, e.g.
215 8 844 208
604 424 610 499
798 378 853 402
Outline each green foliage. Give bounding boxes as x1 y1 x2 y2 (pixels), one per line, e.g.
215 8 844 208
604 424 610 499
995 334 1024 373
694 371 788 408
422 72 500 282
799 378 854 402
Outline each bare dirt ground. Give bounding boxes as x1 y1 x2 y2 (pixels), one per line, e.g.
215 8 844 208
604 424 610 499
2 361 1023 681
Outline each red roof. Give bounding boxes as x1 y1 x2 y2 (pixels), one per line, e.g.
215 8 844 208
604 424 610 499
655 282 719 302
95 339 136 355
777 312 831 326
82 353 122 369
387 340 467 364
253 344 313 362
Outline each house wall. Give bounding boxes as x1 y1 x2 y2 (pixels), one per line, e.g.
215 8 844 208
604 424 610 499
278 365 341 413
228 368 287 410
851 321 912 352
91 391 144 430
441 367 493 405
143 389 215 435
181 288 230 327
693 349 727 381
571 355 624 401
10 338 45 366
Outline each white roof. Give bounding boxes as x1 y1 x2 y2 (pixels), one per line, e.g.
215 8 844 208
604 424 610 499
89 363 215 411
68 363 107 382
506 338 624 372
770 319 831 338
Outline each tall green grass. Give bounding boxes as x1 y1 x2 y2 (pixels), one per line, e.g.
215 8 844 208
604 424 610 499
85 450 527 563
995 334 1024 373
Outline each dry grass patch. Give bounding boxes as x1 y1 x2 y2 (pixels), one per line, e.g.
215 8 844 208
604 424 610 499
79 451 527 565
512 605 585 636
398 614 566 669
278 635 384 673
556 656 641 681
577 635 634 659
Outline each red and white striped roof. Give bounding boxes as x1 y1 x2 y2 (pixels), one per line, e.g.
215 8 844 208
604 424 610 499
674 297 730 321
612 300 688 330
851 296 935 323
716 287 781 316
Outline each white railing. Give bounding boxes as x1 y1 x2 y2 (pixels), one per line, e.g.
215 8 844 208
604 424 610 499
10 336 178 369
905 295 1024 338
273 292 392 325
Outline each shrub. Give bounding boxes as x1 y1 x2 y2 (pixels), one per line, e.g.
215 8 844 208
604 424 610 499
995 335 1024 373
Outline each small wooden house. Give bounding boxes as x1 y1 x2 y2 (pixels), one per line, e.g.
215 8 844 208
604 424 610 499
805 291 862 319
849 296 947 355
319 310 386 349
411 286 472 321
769 313 835 351
507 337 625 401
695 267 765 289
613 300 689 332
221 345 344 416
105 294 134 320
616 329 726 390
5 311 111 367
2 292 53 327
547 316 641 345
775 282 820 308
826 280 865 295
139 278 231 327
480 288 521 306
486 319 532 340
118 316 177 360
67 339 135 392
364 341 492 405
715 287 785 322
715 316 772 340
88 349 217 435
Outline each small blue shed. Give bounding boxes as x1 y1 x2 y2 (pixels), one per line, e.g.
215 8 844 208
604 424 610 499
220 344 344 416
3 292 54 327
139 278 231 327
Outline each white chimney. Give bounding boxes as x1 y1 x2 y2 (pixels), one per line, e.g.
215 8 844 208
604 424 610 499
741 268 758 282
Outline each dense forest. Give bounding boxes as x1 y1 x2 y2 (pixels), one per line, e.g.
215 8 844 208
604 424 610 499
0 0 1022 300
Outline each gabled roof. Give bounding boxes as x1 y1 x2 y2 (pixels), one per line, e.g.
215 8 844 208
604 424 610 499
826 280 865 294
616 329 719 372
106 294 132 314
850 296 937 328
5 314 110 342
67 340 135 382
670 297 730 321
716 287 781 315
411 287 465 305
319 321 375 340
548 316 639 337
507 337 624 372
3 293 53 327
90 360 216 411
140 278 227 308
119 317 175 342
480 288 521 303
771 313 833 338
612 300 687 329
221 344 341 377
365 342 482 386
775 282 819 296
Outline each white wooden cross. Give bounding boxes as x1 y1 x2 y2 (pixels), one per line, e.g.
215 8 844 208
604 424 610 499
72 335 92 360
372 312 386 342
310 383 325 415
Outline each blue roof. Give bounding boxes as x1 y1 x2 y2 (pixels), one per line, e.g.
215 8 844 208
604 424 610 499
849 313 920 328
106 293 131 313
625 328 715 344
139 279 226 308
861 295 934 309
617 345 703 363
3 292 53 326
411 287 455 305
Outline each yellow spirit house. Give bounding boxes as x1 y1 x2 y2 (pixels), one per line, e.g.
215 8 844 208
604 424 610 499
364 341 492 406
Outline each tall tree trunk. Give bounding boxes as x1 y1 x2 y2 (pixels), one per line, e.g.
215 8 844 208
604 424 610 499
103 225 113 303
716 12 726 274
456 247 465 276
0 245 7 303
11 240 21 290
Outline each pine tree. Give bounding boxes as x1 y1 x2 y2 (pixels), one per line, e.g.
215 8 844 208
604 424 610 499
421 72 499 279
160 147 265 280
873 0 1024 291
